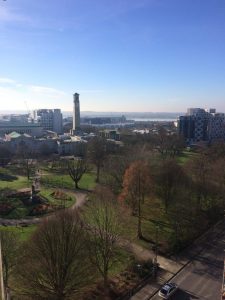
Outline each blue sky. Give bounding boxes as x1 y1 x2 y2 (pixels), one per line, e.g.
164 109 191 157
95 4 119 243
0 0 225 112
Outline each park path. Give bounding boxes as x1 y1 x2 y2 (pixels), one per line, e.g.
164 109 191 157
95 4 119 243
117 238 182 274
71 191 87 208
0 189 88 226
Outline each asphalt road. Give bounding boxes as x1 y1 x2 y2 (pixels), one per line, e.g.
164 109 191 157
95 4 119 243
152 230 225 300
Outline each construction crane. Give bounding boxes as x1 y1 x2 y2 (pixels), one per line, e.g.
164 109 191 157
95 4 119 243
24 101 31 118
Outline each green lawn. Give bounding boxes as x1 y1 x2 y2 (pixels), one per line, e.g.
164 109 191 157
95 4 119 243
40 172 96 190
177 150 197 165
0 175 30 190
39 188 76 208
0 224 37 241
110 247 135 276
118 197 175 254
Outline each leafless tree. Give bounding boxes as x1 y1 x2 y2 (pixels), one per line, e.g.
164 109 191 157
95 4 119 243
103 154 130 193
66 157 87 189
17 210 93 300
0 230 20 288
154 128 184 158
16 141 36 180
87 137 107 183
186 151 211 211
83 187 121 292
157 159 186 213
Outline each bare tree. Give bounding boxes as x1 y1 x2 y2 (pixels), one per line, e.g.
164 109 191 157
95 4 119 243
17 210 93 300
186 151 211 211
66 158 87 189
83 187 121 292
157 159 186 213
0 230 20 288
154 128 184 158
87 137 107 183
103 154 130 193
16 141 36 180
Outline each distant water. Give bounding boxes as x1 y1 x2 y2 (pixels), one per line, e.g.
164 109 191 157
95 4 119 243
0 110 179 122
132 118 177 122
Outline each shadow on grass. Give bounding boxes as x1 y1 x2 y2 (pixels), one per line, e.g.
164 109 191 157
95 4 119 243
0 173 18 181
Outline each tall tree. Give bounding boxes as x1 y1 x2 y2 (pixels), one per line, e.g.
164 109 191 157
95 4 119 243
186 151 211 211
87 137 107 183
0 145 12 167
16 141 36 180
84 187 121 293
119 160 152 239
17 210 93 300
103 154 130 193
157 159 186 213
154 128 185 158
0 230 20 289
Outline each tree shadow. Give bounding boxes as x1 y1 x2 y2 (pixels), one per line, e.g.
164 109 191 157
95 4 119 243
0 173 18 182
172 288 199 299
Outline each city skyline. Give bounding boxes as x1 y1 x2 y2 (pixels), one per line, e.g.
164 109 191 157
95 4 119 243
0 0 225 112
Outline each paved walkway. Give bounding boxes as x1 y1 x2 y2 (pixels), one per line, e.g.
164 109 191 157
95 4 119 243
118 239 183 274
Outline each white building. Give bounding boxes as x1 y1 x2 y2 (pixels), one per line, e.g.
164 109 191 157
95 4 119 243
0 120 43 137
57 136 86 156
33 109 63 134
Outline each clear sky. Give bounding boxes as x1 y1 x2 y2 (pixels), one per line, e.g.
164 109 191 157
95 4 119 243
0 0 225 112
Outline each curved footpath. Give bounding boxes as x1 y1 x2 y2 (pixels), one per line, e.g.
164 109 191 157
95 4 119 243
0 190 87 226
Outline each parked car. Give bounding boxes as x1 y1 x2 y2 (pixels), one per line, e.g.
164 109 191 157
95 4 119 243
158 282 178 299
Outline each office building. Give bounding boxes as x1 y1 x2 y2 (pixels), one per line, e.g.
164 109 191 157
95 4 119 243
178 108 225 143
33 109 63 134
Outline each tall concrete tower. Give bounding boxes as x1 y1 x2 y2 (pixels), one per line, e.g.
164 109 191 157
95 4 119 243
72 93 80 132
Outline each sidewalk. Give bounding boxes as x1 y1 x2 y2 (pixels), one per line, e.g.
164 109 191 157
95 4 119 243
130 219 225 300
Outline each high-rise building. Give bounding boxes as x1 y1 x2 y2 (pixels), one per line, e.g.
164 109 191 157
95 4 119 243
33 109 63 134
178 108 225 144
71 93 81 135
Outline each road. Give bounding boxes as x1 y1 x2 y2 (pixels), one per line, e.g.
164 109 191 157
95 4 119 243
152 228 225 300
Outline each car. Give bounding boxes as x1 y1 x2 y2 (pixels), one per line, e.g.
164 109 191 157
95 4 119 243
158 282 178 299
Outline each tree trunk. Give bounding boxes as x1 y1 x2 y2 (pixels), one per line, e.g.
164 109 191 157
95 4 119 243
103 272 108 296
137 195 142 239
96 164 100 183
75 181 79 189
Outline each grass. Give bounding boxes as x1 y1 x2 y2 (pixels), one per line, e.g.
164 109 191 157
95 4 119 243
0 224 36 241
177 150 197 165
110 247 135 276
40 172 96 190
119 197 175 254
39 188 76 208
0 175 31 190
